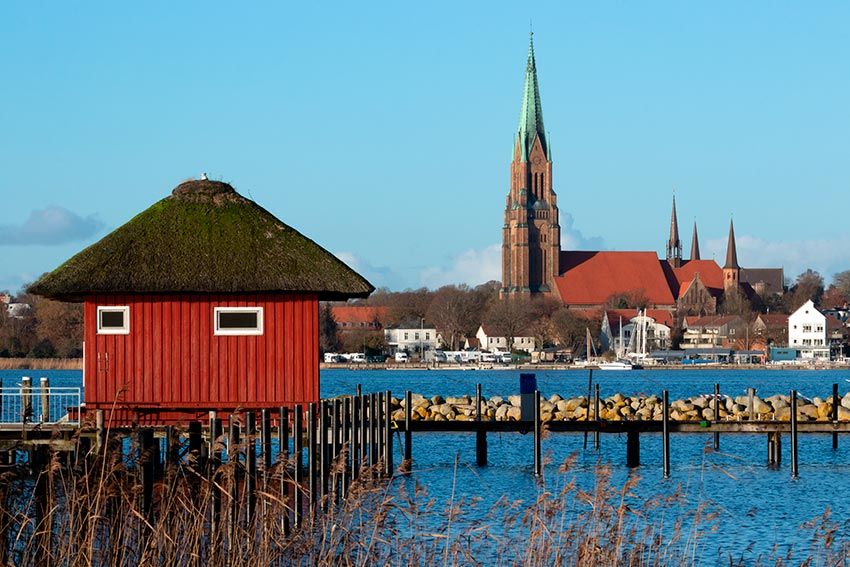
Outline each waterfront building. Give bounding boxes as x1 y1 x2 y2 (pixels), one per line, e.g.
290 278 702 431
600 309 675 355
384 324 439 355
788 300 830 360
29 178 372 424
474 324 536 352
331 305 388 331
680 315 748 350
499 36 783 315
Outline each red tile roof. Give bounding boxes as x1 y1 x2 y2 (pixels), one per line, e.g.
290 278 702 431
687 315 741 328
330 305 388 325
555 251 676 307
757 313 789 328
667 260 724 298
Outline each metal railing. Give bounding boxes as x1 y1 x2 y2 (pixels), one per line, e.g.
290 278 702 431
0 385 81 426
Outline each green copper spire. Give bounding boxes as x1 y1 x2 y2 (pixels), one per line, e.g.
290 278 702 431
517 32 547 162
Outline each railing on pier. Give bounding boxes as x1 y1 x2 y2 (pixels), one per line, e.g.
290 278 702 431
0 378 81 426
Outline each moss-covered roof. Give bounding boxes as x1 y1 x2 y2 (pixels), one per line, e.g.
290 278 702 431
29 179 374 301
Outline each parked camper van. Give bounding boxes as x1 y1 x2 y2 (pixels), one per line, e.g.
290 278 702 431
394 352 409 363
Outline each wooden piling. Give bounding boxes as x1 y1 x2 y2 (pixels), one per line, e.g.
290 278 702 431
293 404 304 528
22 376 32 424
713 383 720 450
165 426 179 472
584 369 593 450
360 394 369 469
832 383 839 450
747 388 755 421
39 377 49 422
476 384 487 467
662 390 670 478
370 393 379 468
209 415 222 534
626 431 640 468
384 390 393 476
95 409 104 453
245 412 257 521
341 397 351 498
377 392 385 468
307 402 317 509
261 409 272 473
331 399 341 499
228 417 241 535
404 390 412 470
790 390 799 478
533 390 542 477
351 395 360 480
138 428 155 521
593 383 601 451
319 401 329 502
188 421 202 473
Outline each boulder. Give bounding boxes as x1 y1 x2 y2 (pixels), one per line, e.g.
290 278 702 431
506 406 522 421
490 396 504 406
508 395 522 408
753 398 772 415
838 406 850 422
775 406 791 421
446 396 470 406
548 394 563 404
431 395 445 405
495 404 510 421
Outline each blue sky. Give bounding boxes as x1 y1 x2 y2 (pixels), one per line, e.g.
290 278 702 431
1 2 849 293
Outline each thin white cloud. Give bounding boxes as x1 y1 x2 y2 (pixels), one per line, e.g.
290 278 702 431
705 234 850 283
335 251 409 290
561 213 605 250
0 206 104 246
419 244 502 289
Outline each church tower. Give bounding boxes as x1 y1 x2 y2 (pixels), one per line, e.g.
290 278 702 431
666 195 682 267
501 34 561 297
690 221 701 260
723 219 740 293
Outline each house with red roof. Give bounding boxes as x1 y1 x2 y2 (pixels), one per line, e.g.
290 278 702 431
330 305 388 331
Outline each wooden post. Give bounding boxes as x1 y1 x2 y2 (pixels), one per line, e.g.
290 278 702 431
747 387 755 421
767 433 775 465
377 392 385 469
39 377 50 423
790 390 799 479
475 384 487 467
370 393 379 469
22 376 32 424
832 383 839 450
593 384 600 451
331 399 341 500
307 402 317 510
360 394 369 470
351 395 360 480
341 397 351 498
404 390 412 470
188 421 203 473
95 409 104 453
319 401 329 503
626 431 640 468
533 390 542 477
662 390 670 478
261 409 272 475
384 390 393 476
138 428 155 521
209 415 222 536
583 369 593 450
293 404 303 529
245 412 257 522
713 383 720 450
228 417 240 535
0 377 4 425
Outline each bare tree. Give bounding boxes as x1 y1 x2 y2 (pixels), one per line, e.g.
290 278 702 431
483 296 535 351
785 269 825 311
425 285 486 350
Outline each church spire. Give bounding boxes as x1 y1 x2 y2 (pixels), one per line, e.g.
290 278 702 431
690 221 701 260
517 32 547 162
666 195 682 267
724 219 740 269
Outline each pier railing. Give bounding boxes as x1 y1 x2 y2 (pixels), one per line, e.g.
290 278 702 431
0 380 81 426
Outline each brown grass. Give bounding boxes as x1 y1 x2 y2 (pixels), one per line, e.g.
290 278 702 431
0 358 82 370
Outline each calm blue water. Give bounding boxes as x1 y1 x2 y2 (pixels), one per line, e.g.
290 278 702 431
4 367 850 562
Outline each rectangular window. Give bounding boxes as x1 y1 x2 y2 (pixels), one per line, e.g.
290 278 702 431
404 332 409 340
425 333 430 340
214 307 263 336
97 306 130 335
803 325 812 332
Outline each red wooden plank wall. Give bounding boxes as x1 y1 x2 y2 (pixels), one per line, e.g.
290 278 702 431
83 293 319 422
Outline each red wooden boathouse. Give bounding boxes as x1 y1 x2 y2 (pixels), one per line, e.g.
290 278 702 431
30 179 373 424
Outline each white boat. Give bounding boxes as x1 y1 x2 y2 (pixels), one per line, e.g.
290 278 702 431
598 359 638 371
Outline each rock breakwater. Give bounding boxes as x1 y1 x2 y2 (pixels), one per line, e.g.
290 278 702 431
379 392 850 422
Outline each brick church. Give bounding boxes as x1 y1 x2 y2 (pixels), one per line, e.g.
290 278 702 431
501 35 783 315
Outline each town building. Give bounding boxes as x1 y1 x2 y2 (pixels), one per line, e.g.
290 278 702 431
384 324 439 355
499 35 783 314
474 324 536 352
330 305 388 331
600 309 674 355
29 178 373 425
788 300 830 360
752 313 789 351
680 315 748 350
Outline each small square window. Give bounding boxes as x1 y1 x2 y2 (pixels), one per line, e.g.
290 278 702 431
97 306 129 335
214 307 263 336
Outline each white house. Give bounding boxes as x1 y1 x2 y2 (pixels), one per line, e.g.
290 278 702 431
475 325 536 352
384 325 439 355
788 300 830 360
601 310 672 356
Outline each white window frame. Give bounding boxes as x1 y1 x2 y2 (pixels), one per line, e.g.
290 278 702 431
214 306 264 336
97 306 130 335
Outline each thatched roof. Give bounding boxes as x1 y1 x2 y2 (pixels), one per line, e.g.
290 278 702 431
29 179 374 301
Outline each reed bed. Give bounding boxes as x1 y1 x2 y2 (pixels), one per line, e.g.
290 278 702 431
0 439 848 566
0 358 82 370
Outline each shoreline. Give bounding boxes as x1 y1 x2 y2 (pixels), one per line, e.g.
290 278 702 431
0 358 82 370
321 362 850 372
